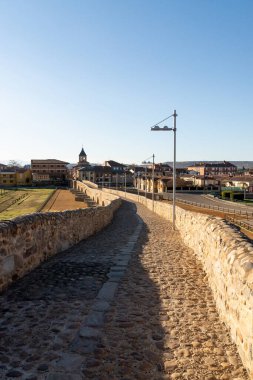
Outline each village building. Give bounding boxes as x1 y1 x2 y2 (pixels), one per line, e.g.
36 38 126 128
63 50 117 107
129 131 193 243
16 169 32 186
244 168 253 176
192 176 221 190
0 170 16 187
78 165 112 185
157 177 193 193
31 159 69 185
135 173 159 193
221 176 253 192
0 168 32 187
187 161 237 176
104 160 126 174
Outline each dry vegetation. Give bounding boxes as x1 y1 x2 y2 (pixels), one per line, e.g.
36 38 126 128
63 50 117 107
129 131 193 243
0 188 54 220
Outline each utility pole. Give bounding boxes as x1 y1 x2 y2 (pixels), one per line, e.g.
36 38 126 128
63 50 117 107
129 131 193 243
152 154 155 211
172 110 177 230
145 166 147 198
124 171 127 197
151 109 177 230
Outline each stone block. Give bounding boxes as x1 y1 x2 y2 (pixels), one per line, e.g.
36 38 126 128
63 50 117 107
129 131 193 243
96 281 118 301
79 326 100 339
85 311 104 327
0 255 14 274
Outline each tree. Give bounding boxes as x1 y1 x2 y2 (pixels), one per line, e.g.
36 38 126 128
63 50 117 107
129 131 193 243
8 160 22 168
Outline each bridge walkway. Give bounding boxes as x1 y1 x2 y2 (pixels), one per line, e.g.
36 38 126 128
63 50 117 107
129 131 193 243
0 201 249 379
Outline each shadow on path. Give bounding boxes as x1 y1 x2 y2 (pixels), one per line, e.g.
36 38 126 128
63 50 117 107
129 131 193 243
0 201 162 380
81 201 249 380
81 210 166 380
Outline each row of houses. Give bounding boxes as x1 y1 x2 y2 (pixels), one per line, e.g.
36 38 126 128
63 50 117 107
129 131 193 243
0 161 68 187
135 173 253 193
0 150 252 192
0 149 129 187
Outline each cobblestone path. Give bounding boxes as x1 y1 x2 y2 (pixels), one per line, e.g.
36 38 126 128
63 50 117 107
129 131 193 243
0 202 139 380
0 201 249 379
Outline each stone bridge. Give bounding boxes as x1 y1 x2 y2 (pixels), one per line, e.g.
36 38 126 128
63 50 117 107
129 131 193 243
0 181 252 379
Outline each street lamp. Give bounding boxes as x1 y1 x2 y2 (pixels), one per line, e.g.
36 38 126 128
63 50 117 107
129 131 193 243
144 165 148 198
243 183 248 201
116 173 118 190
142 154 155 211
151 109 177 230
137 172 140 201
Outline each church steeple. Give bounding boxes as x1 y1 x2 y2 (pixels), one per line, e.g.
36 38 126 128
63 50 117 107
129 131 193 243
78 147 88 165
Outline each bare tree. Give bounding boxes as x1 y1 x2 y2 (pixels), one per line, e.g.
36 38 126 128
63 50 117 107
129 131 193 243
7 160 22 168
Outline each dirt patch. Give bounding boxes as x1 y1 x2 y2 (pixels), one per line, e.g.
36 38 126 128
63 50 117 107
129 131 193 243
42 189 88 212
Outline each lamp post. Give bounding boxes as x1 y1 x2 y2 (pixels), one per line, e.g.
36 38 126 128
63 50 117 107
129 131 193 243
151 110 177 230
124 170 127 197
145 166 147 198
243 183 247 201
152 156 155 210
137 172 140 201
116 173 118 190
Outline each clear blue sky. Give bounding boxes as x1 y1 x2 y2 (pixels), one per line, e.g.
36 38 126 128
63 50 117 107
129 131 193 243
0 0 252 165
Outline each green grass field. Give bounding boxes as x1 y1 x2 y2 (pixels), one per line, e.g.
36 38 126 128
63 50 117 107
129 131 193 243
0 188 54 220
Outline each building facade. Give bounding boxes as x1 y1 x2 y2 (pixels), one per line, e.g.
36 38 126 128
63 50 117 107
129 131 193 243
0 171 16 186
31 159 69 185
0 169 32 187
187 161 237 176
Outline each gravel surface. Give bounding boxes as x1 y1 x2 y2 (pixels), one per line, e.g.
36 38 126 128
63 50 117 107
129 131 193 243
82 202 249 380
0 200 249 379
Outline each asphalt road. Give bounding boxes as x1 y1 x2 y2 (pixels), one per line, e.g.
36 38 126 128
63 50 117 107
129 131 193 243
167 193 253 216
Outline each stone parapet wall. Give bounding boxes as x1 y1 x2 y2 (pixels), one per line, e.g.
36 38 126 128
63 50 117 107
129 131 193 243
74 180 118 207
104 189 253 377
0 183 121 292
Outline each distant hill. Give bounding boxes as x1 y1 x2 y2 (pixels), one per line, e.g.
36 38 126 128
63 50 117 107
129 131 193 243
166 161 253 169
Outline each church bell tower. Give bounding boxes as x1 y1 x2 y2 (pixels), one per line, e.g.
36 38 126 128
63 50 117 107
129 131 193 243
78 147 88 165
